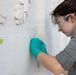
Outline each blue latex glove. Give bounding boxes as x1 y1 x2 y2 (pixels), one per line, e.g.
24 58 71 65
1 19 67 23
30 38 43 59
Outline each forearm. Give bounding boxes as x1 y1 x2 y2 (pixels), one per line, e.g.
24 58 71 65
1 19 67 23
30 38 67 75
63 71 68 75
37 53 65 75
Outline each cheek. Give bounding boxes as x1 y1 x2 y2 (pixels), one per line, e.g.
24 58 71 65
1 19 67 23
67 23 75 31
62 22 75 36
62 22 69 31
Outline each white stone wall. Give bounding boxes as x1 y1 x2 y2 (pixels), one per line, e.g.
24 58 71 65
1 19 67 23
0 0 70 75
0 0 39 75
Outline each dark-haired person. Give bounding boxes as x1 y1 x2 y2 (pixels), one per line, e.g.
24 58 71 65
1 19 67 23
30 0 76 75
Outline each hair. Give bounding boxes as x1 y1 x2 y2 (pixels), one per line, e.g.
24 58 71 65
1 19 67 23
52 0 76 16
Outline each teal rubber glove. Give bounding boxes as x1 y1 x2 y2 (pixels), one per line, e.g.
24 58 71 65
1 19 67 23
30 38 43 59
40 41 49 55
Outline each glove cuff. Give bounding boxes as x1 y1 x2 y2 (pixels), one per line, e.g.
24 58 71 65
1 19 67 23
31 48 43 59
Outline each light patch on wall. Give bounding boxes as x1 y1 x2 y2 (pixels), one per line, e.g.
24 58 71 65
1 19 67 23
0 0 8 25
0 15 6 24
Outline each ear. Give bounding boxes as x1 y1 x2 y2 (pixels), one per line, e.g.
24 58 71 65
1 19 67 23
69 14 76 23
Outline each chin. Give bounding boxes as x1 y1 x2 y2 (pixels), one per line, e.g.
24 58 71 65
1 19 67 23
62 31 73 37
66 33 72 37
66 35 71 37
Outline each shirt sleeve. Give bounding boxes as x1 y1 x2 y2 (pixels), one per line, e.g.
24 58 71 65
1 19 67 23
56 34 76 70
68 61 76 75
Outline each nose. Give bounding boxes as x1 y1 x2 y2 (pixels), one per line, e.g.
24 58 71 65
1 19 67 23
58 28 62 32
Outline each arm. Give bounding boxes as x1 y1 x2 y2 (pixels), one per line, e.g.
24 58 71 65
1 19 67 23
63 71 68 75
38 53 65 75
30 38 70 75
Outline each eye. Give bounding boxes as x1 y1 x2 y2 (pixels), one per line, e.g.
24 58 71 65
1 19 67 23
56 21 60 25
55 21 61 28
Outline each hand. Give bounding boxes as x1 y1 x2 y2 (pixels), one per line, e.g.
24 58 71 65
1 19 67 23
30 38 42 59
40 40 48 55
30 38 49 59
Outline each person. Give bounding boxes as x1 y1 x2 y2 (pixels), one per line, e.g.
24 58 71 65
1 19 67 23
30 0 76 75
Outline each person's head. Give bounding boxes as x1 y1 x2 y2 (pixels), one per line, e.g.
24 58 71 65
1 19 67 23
51 0 76 37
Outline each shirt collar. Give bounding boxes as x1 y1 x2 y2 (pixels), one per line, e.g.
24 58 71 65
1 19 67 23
72 30 76 36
